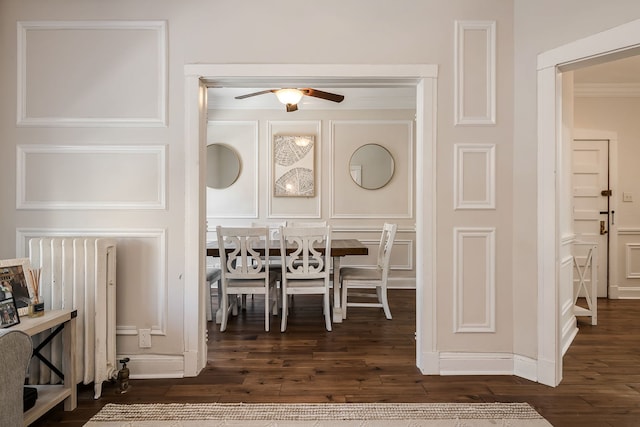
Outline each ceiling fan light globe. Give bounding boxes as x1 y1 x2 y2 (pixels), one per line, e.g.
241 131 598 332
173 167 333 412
275 88 304 105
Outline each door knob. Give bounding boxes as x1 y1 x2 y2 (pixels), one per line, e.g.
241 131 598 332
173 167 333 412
600 220 608 235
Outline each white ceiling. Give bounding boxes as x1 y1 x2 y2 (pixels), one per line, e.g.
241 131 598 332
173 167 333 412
208 86 417 111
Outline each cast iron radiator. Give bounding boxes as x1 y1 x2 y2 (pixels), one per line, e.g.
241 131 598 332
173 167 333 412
28 237 117 399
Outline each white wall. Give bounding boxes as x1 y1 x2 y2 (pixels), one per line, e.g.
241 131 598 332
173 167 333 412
205 109 417 284
4 0 637 381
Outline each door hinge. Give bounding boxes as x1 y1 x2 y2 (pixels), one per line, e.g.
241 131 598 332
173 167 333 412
601 189 612 196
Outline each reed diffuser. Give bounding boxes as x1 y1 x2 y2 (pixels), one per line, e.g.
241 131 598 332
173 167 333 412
28 268 44 317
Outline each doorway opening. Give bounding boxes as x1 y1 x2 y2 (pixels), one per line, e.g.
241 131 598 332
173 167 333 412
537 19 640 386
182 65 438 377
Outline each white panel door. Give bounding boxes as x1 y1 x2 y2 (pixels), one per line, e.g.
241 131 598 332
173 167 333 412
572 139 609 297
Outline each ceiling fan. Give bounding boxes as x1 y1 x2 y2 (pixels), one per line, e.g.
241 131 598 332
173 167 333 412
234 88 345 112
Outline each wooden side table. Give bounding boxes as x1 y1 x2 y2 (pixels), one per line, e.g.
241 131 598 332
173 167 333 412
14 309 77 426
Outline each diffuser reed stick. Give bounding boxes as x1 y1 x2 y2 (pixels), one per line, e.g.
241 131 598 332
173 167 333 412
28 268 41 306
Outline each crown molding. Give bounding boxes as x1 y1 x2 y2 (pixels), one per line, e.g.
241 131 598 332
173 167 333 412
574 83 640 97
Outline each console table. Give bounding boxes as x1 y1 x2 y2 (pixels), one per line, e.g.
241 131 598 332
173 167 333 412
14 309 77 426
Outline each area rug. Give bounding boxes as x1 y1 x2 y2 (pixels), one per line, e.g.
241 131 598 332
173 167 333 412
84 402 553 426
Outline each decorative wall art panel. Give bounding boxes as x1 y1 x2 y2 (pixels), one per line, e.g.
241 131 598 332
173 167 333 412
273 135 315 197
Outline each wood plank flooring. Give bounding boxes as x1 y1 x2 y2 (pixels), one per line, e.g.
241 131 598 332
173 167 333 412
30 290 640 426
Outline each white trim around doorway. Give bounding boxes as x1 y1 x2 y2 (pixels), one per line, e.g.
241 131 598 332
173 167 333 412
182 64 439 377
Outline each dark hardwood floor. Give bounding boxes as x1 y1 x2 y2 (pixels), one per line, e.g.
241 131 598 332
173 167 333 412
30 290 640 426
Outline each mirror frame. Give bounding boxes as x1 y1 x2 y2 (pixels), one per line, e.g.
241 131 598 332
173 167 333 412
349 143 395 190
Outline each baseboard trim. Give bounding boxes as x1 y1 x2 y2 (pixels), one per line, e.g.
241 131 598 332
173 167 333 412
439 352 514 375
514 354 538 382
119 354 185 379
609 285 640 299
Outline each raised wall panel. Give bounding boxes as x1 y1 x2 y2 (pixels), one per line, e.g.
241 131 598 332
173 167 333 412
612 230 640 298
206 121 259 218
454 144 496 209
17 145 166 209
16 228 167 337
454 21 496 126
560 240 578 355
453 227 496 333
331 120 413 218
625 243 640 279
17 21 167 127
268 121 322 218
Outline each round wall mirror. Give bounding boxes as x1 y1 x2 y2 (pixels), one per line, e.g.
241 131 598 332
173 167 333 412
206 143 241 189
349 144 395 190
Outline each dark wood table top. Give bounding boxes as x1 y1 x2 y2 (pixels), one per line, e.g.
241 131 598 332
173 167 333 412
206 238 368 257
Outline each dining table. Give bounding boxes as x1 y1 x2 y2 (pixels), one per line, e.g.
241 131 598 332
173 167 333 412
207 238 368 323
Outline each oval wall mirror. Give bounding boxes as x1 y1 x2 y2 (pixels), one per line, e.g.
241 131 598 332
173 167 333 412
206 143 241 189
349 144 395 190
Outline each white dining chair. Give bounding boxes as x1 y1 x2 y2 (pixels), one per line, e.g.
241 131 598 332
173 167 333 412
251 221 286 309
205 262 221 323
286 221 328 269
216 226 278 332
340 223 397 319
279 225 333 332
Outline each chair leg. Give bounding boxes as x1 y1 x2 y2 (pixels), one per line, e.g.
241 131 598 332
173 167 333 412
205 280 213 322
324 292 332 331
220 292 229 332
341 279 348 320
215 279 223 324
281 292 288 332
231 295 239 316
271 285 279 316
264 290 270 332
380 286 392 320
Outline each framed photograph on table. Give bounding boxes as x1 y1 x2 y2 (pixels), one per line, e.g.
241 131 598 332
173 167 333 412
0 258 35 309
0 296 20 328
273 135 315 197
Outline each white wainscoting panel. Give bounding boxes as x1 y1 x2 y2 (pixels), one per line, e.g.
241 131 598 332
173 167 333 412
454 143 496 209
453 227 496 333
17 20 167 127
560 253 578 356
331 120 413 218
206 121 259 218
454 20 496 126
613 229 640 298
268 121 322 218
339 238 413 271
16 228 167 338
625 243 640 279
17 145 166 209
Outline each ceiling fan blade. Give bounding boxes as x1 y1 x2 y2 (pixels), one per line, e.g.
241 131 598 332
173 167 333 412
301 88 345 103
286 103 298 112
234 89 276 100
